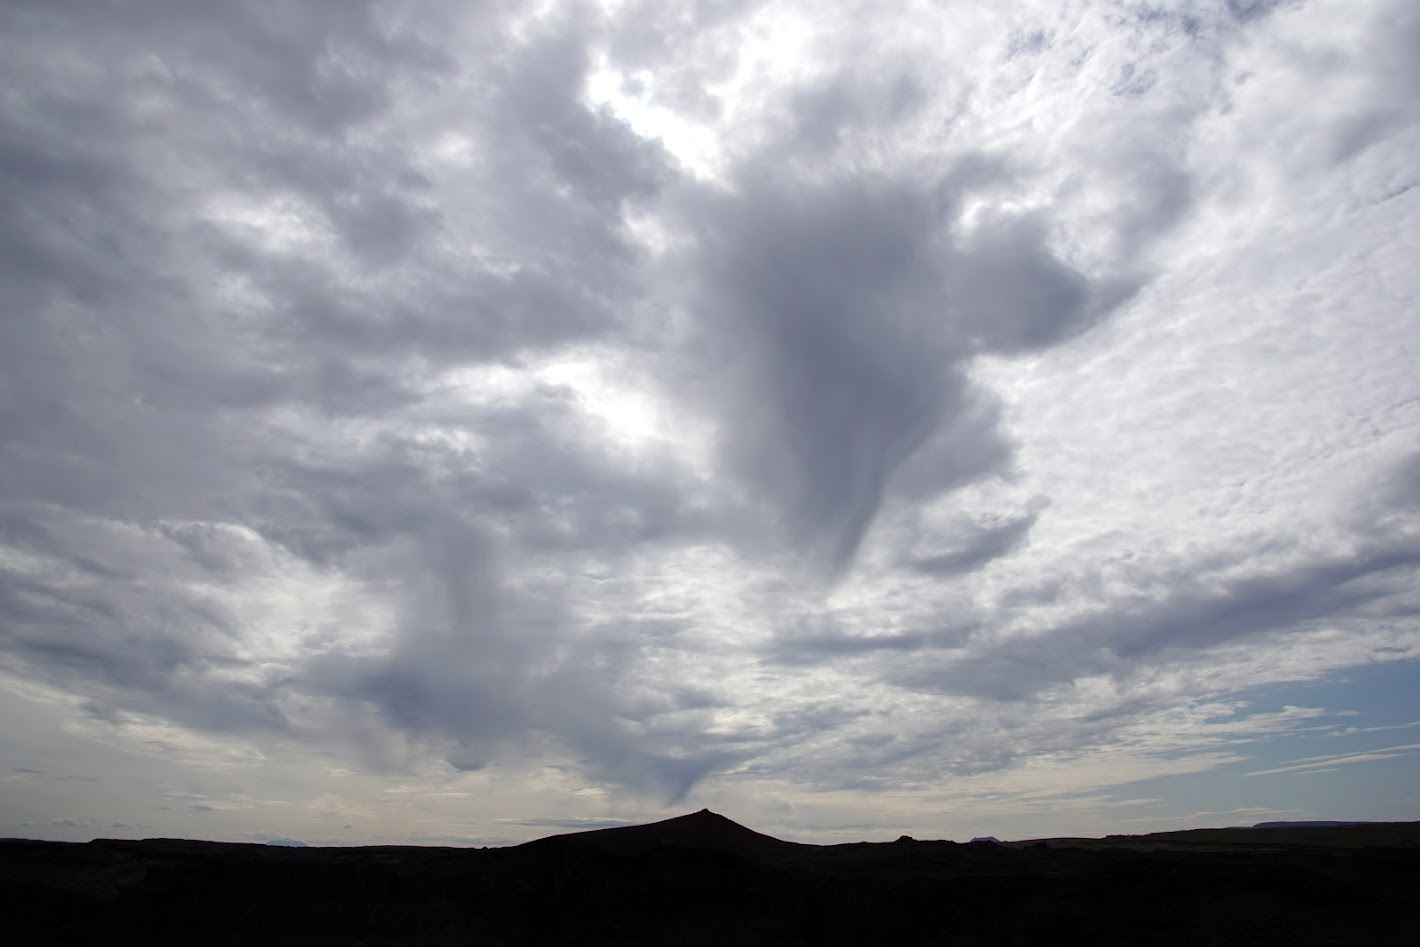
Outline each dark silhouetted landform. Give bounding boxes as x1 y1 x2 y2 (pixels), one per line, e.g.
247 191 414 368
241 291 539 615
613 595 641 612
520 807 802 853
1252 820 1379 828
264 836 309 847
4 813 1419 944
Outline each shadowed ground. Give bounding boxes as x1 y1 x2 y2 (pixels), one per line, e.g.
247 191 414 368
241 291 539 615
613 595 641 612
3 812 1418 944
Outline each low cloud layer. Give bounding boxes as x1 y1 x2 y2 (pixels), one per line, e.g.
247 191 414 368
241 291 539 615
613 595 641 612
2 0 1417 842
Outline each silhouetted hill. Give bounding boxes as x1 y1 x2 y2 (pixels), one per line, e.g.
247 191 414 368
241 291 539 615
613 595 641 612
3 818 1419 944
1254 820 1376 828
521 808 801 853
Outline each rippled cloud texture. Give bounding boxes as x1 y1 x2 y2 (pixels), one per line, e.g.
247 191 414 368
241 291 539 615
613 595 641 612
3 0 1418 844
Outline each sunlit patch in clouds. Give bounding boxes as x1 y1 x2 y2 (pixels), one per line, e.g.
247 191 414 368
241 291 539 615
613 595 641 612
1 0 1417 846
585 61 723 180
586 0 825 180
536 353 669 451
202 194 334 256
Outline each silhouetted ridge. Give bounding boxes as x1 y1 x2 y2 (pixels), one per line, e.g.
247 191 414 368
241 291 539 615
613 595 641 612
521 808 801 851
6 822 1420 943
1253 820 1376 829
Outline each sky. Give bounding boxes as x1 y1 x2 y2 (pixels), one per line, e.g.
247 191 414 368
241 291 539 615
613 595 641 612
1 0 1417 848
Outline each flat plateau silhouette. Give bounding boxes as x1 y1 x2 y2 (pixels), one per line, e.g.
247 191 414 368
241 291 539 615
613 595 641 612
4 811 1419 944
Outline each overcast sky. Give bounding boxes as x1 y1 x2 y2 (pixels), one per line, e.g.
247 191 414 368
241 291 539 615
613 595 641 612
2 0 1418 847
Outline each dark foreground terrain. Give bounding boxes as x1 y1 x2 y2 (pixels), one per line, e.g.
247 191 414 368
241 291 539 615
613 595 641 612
4 811 1419 945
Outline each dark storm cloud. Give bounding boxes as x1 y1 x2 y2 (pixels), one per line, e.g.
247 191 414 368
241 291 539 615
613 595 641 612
671 164 1133 572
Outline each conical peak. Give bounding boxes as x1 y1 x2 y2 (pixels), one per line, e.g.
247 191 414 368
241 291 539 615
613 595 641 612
525 808 799 851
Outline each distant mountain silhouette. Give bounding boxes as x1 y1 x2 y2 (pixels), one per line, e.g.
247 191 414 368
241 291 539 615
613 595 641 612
1252 820 1377 829
520 808 802 852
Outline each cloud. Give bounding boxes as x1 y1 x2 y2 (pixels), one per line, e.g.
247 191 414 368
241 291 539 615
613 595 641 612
505 816 640 831
0 0 1417 840
666 163 1132 574
904 512 1041 577
895 523 1420 702
49 818 130 830
1244 743 1420 778
0 0 713 799
1330 721 1420 737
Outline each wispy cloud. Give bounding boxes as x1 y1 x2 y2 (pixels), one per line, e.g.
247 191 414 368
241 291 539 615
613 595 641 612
1244 743 1420 777
1330 721 1420 737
